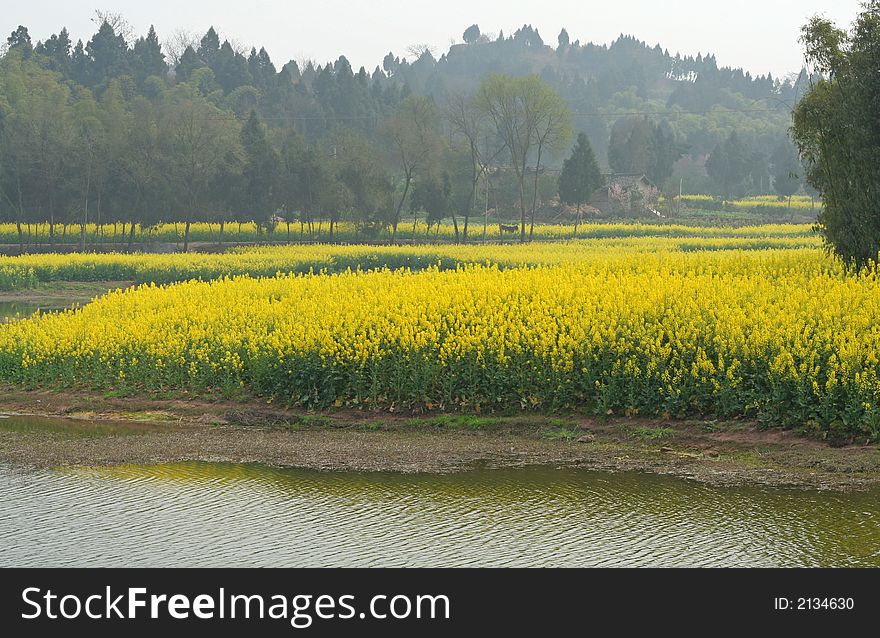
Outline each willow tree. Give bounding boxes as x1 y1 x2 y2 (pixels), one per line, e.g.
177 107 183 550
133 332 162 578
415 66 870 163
792 2 880 268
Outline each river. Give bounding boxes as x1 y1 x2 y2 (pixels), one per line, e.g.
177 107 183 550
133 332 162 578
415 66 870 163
1 460 878 567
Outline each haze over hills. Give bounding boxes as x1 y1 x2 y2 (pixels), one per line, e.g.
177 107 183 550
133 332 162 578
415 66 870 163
11 20 802 160
0 18 808 237
390 26 803 164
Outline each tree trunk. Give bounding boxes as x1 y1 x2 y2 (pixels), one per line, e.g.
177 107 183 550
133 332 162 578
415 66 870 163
391 173 412 245
183 219 191 253
517 162 527 243
529 144 544 242
15 177 25 253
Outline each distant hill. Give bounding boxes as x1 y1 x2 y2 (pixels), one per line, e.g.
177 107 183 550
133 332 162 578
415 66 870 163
0 19 809 236
390 27 804 168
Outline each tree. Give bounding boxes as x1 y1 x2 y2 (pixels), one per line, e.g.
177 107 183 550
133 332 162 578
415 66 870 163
121 96 166 247
410 172 452 234
131 26 166 85
84 21 132 90
175 46 204 82
558 132 602 235
475 74 570 241
792 2 880 267
34 28 71 74
706 131 751 198
7 26 32 52
558 29 570 49
277 127 305 234
771 140 800 201
463 25 481 45
239 111 278 233
167 88 238 251
197 27 221 65
444 91 507 241
0 52 73 248
70 87 106 250
382 95 440 242
527 82 571 239
608 117 681 184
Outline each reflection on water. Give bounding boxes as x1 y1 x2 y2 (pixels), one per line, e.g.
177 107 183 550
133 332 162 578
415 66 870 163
0 301 63 322
1 461 878 567
0 414 169 437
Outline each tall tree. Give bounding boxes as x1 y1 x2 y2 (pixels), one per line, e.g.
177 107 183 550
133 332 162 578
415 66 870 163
167 87 238 251
84 21 131 89
792 3 880 266
527 84 571 239
121 96 165 247
444 91 507 241
34 28 72 74
463 25 481 45
382 95 440 242
239 110 279 233
131 25 166 84
410 171 452 234
70 87 106 250
558 132 603 235
476 74 569 241
7 26 32 53
608 117 681 185
197 27 221 65
706 131 751 199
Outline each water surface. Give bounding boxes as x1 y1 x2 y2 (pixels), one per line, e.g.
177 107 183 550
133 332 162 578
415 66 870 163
1 461 877 567
0 301 54 322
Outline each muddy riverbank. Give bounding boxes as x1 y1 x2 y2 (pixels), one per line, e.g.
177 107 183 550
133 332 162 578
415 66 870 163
1 388 878 490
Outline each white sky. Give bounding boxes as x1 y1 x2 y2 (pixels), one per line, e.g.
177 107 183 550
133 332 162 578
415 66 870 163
3 0 865 78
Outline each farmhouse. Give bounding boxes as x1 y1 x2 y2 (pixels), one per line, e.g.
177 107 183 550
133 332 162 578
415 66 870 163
590 173 659 216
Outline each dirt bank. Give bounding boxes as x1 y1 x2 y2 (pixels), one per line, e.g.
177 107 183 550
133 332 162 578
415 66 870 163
1 388 878 490
0 281 133 306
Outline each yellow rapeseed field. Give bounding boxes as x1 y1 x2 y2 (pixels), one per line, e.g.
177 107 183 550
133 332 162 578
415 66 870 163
0 237 876 437
0 230 821 290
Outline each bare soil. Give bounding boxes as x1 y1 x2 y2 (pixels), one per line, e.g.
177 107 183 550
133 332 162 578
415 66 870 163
0 281 133 306
0 388 878 490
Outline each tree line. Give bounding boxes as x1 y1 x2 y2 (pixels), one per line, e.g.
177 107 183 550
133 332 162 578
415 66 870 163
0 18 808 250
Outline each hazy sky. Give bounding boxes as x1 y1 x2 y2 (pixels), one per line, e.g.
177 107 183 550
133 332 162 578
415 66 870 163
4 1 865 77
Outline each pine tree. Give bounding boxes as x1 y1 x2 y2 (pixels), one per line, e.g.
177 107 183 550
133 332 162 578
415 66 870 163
132 26 166 84
240 110 279 230
558 132 602 235
176 46 204 82
198 27 221 65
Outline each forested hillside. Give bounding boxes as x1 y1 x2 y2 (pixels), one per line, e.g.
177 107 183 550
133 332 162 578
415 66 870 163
0 18 807 246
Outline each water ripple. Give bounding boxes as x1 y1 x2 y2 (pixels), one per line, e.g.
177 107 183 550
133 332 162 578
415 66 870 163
0 462 878 567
